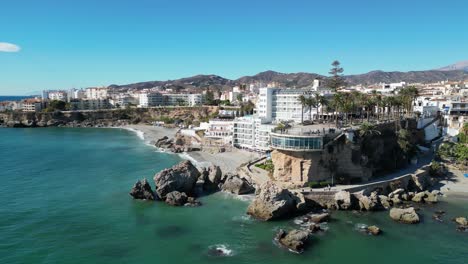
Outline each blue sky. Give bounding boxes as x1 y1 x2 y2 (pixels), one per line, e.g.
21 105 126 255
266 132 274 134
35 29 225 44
1 0 467 95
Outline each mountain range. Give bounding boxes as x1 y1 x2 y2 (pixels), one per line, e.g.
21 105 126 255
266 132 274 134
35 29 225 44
107 61 468 91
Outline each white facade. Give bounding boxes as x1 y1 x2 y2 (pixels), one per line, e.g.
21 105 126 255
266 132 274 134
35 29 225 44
165 93 204 106
204 119 234 144
232 115 275 152
22 100 43 112
257 87 315 123
86 87 109 99
139 92 165 107
69 99 110 110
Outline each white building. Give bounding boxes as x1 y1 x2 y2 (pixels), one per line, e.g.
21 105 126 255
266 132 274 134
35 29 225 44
232 115 275 152
22 99 43 112
257 87 316 123
165 93 204 106
139 92 165 107
203 119 234 144
86 87 109 99
69 99 110 110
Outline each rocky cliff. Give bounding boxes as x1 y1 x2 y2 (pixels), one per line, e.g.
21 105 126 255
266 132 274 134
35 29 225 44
0 106 218 128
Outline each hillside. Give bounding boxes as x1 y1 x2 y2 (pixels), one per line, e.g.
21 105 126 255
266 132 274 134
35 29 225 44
108 69 468 91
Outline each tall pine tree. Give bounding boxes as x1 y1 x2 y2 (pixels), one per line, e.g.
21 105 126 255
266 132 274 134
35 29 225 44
327 60 346 91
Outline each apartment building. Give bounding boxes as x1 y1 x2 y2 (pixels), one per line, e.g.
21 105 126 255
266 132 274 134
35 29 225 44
232 115 275 152
22 99 43 112
85 87 109 99
257 87 315 123
139 92 166 107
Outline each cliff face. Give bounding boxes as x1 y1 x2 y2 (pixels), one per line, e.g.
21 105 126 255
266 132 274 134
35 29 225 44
0 106 218 128
271 121 425 187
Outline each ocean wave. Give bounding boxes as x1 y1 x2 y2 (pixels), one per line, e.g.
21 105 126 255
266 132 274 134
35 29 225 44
207 244 234 257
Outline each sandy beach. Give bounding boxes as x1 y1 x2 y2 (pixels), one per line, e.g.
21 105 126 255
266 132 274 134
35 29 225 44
122 124 260 174
439 166 468 197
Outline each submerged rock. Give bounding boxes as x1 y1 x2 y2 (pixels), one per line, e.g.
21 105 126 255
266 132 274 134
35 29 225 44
275 229 310 253
153 160 200 199
247 182 297 221
367 225 381 236
221 174 255 195
129 179 155 200
454 217 467 227
389 207 420 224
165 191 188 206
308 212 330 223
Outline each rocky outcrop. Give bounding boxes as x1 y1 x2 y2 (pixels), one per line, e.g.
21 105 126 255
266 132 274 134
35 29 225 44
201 165 222 192
454 217 467 226
129 179 155 200
334 191 357 210
411 190 439 203
307 212 330 223
221 174 255 195
275 229 310 254
247 182 297 221
367 225 381 235
389 207 420 224
355 192 382 211
165 191 188 206
155 136 174 149
153 160 200 199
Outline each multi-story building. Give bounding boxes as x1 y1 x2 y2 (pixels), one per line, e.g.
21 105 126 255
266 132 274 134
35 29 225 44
257 87 316 123
139 92 166 107
69 99 110 110
203 119 234 144
165 93 204 106
42 90 68 101
22 99 43 112
232 115 275 152
85 87 109 99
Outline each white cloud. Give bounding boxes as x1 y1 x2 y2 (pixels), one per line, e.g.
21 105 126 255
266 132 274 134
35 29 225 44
0 42 21 52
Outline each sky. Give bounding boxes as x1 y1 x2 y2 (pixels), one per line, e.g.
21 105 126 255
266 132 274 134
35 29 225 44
1 0 467 95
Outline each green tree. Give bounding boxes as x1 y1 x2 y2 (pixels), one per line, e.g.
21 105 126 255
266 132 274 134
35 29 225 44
305 97 317 121
327 60 346 91
205 90 215 105
359 122 381 138
298 95 307 124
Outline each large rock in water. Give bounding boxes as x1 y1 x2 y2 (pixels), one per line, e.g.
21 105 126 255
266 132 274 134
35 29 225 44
334 191 357 210
275 229 310 254
389 207 420 224
247 182 297 221
202 165 222 192
153 160 200 199
129 179 155 200
165 191 188 206
221 174 255 195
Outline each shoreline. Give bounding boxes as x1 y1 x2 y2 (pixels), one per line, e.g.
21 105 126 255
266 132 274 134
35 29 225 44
119 124 258 174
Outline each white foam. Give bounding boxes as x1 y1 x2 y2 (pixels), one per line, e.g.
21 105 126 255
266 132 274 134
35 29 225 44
208 244 234 257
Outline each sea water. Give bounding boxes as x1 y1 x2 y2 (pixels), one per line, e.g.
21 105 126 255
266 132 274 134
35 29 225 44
0 128 467 264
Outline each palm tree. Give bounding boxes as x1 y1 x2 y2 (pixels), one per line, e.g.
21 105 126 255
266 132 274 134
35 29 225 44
359 122 381 137
305 97 317 121
315 94 327 121
298 95 307 124
332 93 345 126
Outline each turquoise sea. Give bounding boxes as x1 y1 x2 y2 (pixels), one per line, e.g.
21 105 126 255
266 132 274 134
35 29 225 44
0 128 467 264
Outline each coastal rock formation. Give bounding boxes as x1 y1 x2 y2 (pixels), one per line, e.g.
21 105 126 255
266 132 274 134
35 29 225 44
129 179 155 200
334 191 357 210
379 195 391 209
247 182 297 221
201 165 222 192
412 192 427 203
454 217 467 226
153 160 200 199
356 192 382 211
308 212 330 223
275 229 310 254
185 197 202 207
221 174 255 195
389 207 420 224
367 225 381 235
165 191 188 206
155 136 174 149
